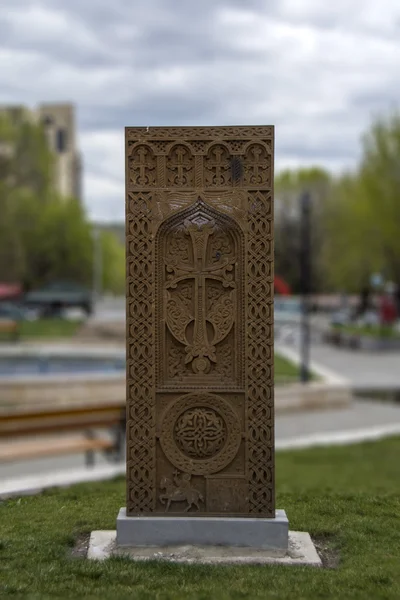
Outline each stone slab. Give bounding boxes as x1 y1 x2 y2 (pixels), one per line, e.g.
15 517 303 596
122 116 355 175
88 530 322 567
116 508 288 553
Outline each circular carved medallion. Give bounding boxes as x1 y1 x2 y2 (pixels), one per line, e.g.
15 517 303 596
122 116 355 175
174 407 227 458
160 392 241 475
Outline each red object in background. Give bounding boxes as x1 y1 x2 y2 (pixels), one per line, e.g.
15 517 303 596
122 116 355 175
0 284 22 301
379 294 397 325
274 276 291 296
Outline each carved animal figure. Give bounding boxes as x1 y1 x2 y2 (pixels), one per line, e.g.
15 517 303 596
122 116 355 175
159 475 204 512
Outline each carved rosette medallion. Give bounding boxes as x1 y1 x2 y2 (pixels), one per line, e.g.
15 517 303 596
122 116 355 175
174 408 227 458
160 393 242 475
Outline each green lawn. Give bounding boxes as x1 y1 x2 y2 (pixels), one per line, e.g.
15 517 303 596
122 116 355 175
274 353 316 384
274 352 300 384
1 437 399 599
8 319 82 340
332 323 400 339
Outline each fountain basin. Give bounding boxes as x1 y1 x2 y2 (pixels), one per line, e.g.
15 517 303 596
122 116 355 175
0 346 126 414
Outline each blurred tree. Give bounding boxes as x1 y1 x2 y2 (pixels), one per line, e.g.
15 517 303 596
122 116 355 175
0 111 55 284
322 112 400 291
29 196 93 286
0 110 123 294
275 167 332 292
0 110 54 197
100 231 125 295
0 184 25 282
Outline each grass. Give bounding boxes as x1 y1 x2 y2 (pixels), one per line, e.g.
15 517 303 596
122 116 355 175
275 353 316 384
0 319 83 341
1 437 399 599
275 352 300 384
332 323 400 339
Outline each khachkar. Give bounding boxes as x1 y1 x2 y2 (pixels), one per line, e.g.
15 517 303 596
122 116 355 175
117 126 288 551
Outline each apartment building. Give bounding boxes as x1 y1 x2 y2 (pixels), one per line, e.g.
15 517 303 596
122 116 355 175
0 102 82 201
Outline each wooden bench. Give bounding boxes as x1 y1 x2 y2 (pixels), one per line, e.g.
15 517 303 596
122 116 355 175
0 403 126 467
0 318 19 341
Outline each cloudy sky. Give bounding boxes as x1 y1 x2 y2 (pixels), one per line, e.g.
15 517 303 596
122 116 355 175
1 0 400 222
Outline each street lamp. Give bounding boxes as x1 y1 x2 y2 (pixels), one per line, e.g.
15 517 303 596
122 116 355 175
300 191 311 383
92 226 102 306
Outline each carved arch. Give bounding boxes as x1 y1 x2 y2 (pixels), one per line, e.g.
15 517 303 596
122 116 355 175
128 143 156 186
166 143 195 187
204 143 232 187
242 142 271 186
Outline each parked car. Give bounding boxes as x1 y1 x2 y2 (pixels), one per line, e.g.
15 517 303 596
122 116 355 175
23 281 93 318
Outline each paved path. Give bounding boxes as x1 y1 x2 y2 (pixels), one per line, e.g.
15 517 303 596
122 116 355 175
92 297 125 322
277 338 400 389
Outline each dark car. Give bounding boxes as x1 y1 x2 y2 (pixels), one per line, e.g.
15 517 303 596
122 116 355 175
23 281 93 318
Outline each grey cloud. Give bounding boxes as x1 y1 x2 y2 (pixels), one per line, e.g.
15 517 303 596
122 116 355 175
0 0 399 221
77 94 222 130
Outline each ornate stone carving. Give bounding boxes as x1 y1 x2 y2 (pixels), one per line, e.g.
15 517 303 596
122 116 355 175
126 192 155 512
167 144 194 187
243 143 271 186
128 144 156 186
174 407 227 458
247 190 274 513
159 471 204 512
204 144 231 187
157 199 243 387
159 392 242 475
126 126 273 140
126 126 274 517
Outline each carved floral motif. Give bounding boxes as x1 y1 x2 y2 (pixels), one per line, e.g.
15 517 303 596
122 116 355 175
174 408 227 458
160 392 242 475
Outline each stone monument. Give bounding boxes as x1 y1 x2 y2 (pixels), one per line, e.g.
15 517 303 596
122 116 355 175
117 125 288 553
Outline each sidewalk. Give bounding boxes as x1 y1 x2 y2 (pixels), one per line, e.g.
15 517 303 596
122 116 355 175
1 398 400 498
276 340 400 389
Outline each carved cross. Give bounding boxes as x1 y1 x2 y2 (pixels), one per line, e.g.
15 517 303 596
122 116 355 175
244 145 269 184
169 145 192 186
164 202 235 374
208 146 229 185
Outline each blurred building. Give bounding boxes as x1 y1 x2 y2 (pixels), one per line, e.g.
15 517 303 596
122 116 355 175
0 102 82 202
37 104 82 201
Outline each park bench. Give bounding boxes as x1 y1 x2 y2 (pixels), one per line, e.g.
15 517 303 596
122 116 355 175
0 403 126 467
0 316 19 341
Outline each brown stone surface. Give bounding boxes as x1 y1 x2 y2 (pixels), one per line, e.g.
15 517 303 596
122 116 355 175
125 126 274 517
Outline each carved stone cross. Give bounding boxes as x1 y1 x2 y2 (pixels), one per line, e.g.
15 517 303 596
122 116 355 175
164 201 235 375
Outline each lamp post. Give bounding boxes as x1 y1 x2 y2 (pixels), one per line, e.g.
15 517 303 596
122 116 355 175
300 191 311 383
92 226 102 307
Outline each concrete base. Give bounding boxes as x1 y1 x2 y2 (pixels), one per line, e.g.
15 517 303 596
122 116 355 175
88 530 322 567
116 508 289 554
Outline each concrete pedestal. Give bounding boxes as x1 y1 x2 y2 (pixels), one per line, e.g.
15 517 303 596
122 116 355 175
116 508 289 555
